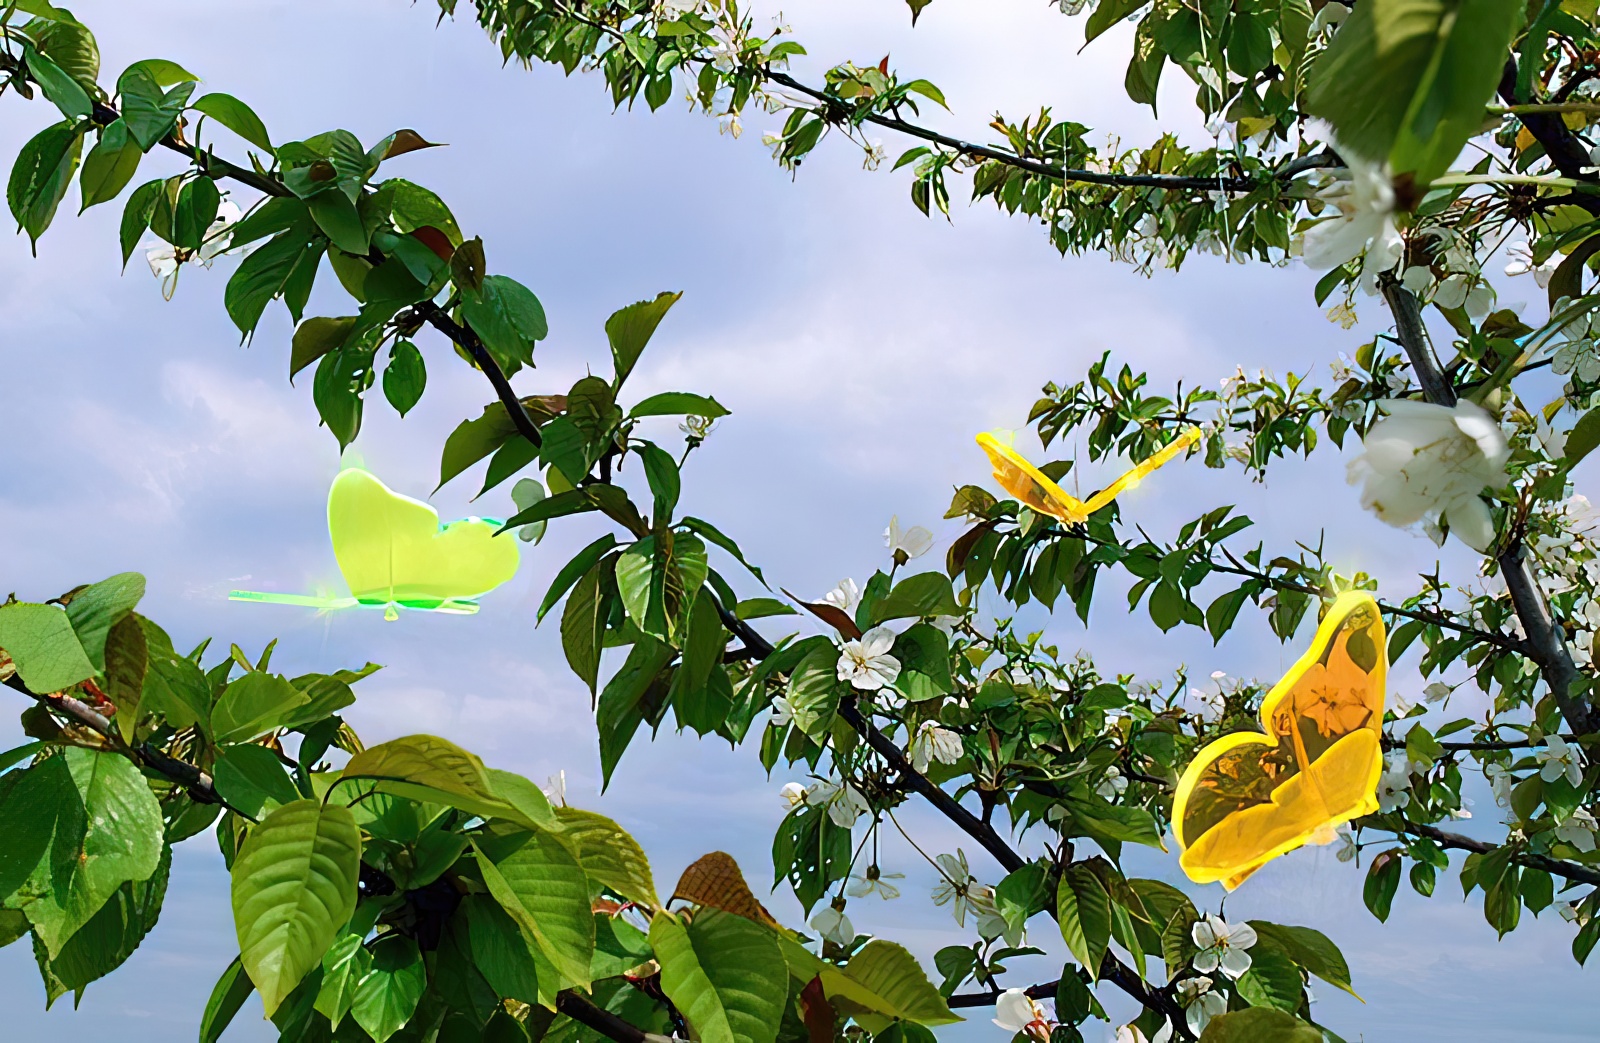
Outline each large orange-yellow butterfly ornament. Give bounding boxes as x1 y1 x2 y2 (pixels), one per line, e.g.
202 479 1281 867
1173 591 1387 889
976 427 1202 525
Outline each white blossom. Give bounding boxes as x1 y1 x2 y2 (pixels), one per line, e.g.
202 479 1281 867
805 780 870 827
1346 400 1510 552
846 865 904 900
771 695 795 727
1554 808 1599 852
1175 977 1227 1036
543 770 568 807
144 200 243 299
780 781 807 807
837 626 901 690
1097 765 1129 801
930 849 991 926
862 139 887 171
884 516 934 562
1335 826 1358 862
1191 914 1256 979
1538 735 1585 787
1377 758 1412 813
910 721 964 772
1505 241 1559 287
810 903 855 946
992 989 1051 1041
821 578 862 616
1309 1 1348 33
1326 300 1358 329
1301 148 1403 286
1485 763 1514 808
1423 681 1453 704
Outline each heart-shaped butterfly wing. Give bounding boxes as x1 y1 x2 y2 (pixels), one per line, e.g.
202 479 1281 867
1172 591 1386 889
976 427 1200 525
328 468 520 610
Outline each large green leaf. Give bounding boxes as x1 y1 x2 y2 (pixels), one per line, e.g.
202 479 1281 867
606 291 681 386
192 92 274 154
465 894 544 1005
1234 947 1303 1011
35 842 169 1005
1057 865 1112 979
231 799 362 1015
78 119 142 211
15 749 164 957
474 828 595 989
340 734 543 828
651 909 787 1043
0 602 94 692
224 224 323 337
889 623 951 701
210 671 310 743
63 571 145 672
1305 0 1520 182
351 935 425 1043
1247 920 1357 997
486 768 563 832
870 572 960 623
779 936 959 1028
314 931 371 1029
554 805 659 908
214 744 302 820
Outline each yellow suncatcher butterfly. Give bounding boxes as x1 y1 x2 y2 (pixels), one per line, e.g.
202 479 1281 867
1172 591 1387 889
976 427 1202 525
230 468 521 620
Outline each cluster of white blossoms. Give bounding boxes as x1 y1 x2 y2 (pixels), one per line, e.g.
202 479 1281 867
1547 297 1600 385
780 778 869 827
1399 228 1500 319
1299 146 1402 291
1346 400 1510 552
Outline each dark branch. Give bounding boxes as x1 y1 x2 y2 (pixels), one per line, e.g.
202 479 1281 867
948 981 1058 1008
410 300 542 447
556 991 671 1043
1394 820 1600 887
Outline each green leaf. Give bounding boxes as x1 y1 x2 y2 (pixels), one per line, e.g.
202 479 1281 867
340 734 537 827
833 940 960 1028
119 179 163 268
871 572 960 623
1305 0 1521 183
1197 1008 1323 1042
596 638 675 785
78 119 142 211
34 841 169 1004
102 614 148 743
192 92 274 153
1066 794 1165 849
307 190 369 254
117 65 194 151
289 316 356 382
461 275 546 375
682 517 766 585
651 909 787 1043
1056 865 1111 979
383 339 426 417
1246 921 1355 997
15 748 165 957
313 931 371 1029
211 671 310 743
7 120 83 248
555 805 660 908
736 598 795 619
607 291 681 386
30 16 99 90
173 174 221 250
637 441 681 525
787 641 842 739
351 935 425 1043
200 956 255 1043
387 178 462 245
890 623 951 701
439 401 524 490
0 602 95 692
63 571 145 672
24 45 92 118
123 58 200 88
1086 0 1149 43
225 224 322 338
1363 852 1401 922
485 769 563 833
214 744 301 820
1234 947 1302 1010
629 392 731 419
230 798 362 1016
1567 406 1600 464
465 895 543 1005
994 863 1050 934
539 535 619 624
474 829 595 988
562 562 609 695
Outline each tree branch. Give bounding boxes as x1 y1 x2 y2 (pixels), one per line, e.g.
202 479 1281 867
0 52 545 449
948 981 1057 1008
1375 274 1593 735
1393 820 1600 887
556 990 673 1043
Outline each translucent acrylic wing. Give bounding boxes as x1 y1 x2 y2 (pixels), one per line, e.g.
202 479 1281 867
976 427 1201 525
1172 591 1386 889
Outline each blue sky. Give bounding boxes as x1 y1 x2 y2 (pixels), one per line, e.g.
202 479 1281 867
0 1 1595 1040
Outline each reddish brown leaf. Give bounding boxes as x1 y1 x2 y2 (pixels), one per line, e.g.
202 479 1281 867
671 852 779 926
782 588 862 640
799 976 835 1043
410 226 455 262
384 128 445 159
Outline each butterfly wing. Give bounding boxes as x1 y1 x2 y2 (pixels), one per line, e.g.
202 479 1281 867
975 433 1088 524
1173 591 1385 888
1079 427 1202 516
328 468 520 608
